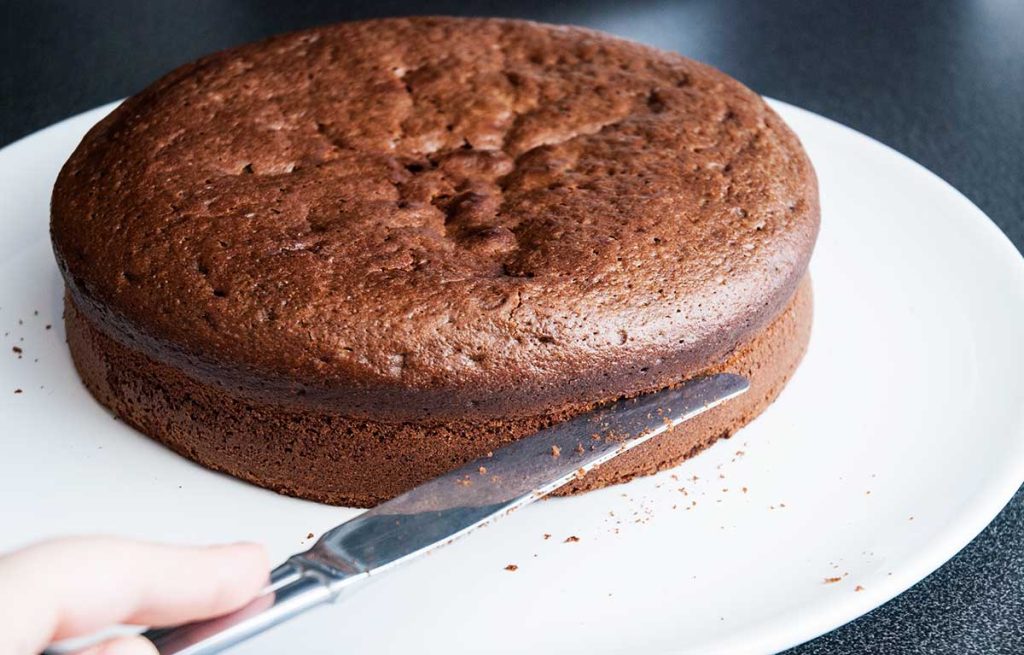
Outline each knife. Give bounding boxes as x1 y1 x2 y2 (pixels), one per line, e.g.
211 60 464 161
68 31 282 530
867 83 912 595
142 373 749 654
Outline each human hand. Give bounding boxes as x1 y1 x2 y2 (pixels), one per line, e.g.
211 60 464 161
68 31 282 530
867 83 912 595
0 536 268 655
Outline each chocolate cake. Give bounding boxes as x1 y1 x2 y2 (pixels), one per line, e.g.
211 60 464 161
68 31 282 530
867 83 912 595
51 17 818 507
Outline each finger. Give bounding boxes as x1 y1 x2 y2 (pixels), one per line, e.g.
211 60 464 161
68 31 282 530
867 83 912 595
0 536 268 653
77 635 158 655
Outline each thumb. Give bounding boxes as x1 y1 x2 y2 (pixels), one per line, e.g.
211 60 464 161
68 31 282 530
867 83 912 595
0 536 268 655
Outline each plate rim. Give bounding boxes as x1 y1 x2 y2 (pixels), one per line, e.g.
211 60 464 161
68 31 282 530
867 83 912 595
758 98 1024 654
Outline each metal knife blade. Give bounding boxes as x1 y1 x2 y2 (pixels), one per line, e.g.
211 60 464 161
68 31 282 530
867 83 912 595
145 373 748 655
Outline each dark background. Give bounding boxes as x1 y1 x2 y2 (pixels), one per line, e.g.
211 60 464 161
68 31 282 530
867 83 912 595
2 1 1022 652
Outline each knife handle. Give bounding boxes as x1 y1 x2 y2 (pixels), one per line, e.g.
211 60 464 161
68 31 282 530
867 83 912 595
142 559 344 655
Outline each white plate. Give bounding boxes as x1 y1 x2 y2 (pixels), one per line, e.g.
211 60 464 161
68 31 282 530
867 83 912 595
2 100 1023 655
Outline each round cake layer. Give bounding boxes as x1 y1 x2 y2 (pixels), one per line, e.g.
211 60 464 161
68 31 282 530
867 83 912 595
52 17 819 421
65 276 812 507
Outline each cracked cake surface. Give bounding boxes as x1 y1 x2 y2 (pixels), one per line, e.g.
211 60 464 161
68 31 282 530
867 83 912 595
52 17 818 425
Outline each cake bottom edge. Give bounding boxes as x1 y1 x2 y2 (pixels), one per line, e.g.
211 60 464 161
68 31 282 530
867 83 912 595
65 276 813 507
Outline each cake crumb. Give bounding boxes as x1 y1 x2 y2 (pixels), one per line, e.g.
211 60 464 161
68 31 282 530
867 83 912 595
306 532 314 539
478 466 487 474
13 389 23 394
741 486 748 493
543 533 551 540
486 451 493 458
575 442 585 454
504 564 518 571
855 585 865 592
12 346 22 354
551 445 561 458
824 577 842 584
45 324 52 330
564 535 580 543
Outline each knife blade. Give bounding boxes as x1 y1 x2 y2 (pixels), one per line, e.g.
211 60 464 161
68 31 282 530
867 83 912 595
144 373 749 654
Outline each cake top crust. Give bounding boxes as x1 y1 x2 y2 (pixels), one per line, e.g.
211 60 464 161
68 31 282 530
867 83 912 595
52 17 818 419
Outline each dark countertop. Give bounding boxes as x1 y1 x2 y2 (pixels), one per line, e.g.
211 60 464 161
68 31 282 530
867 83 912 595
2 1 1021 652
